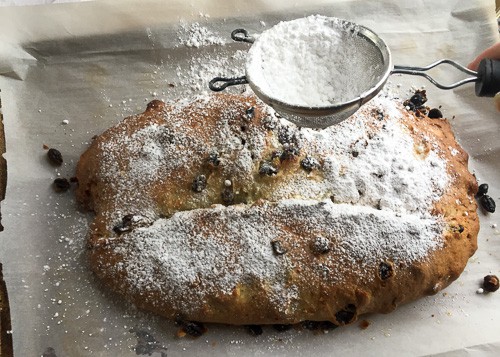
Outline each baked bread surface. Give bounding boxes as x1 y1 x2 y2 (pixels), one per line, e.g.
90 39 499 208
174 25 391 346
76 93 478 325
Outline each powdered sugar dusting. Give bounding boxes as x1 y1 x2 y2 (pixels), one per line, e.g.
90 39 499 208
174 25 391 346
178 22 225 48
112 199 443 315
85 92 452 318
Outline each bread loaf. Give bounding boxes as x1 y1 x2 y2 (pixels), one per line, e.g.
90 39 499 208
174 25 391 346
76 93 478 325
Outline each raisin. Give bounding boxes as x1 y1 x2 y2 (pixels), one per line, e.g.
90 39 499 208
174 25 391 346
181 321 206 337
302 320 320 330
259 161 278 176
410 93 426 107
427 108 443 119
47 148 63 166
192 175 207 193
335 304 356 325
379 262 394 280
319 321 339 330
207 152 220 167
405 101 416 111
245 325 263 336
245 107 255 120
477 183 489 196
352 150 359 158
457 225 464 233
271 240 287 255
280 146 299 161
483 275 499 292
53 178 70 192
311 237 330 255
277 126 296 145
221 188 234 205
480 195 496 213
300 156 320 172
113 214 136 234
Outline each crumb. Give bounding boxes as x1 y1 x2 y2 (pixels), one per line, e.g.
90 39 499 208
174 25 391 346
359 320 370 330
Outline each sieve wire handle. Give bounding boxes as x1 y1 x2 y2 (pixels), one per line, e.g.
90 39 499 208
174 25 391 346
231 29 255 44
209 76 248 92
392 59 478 90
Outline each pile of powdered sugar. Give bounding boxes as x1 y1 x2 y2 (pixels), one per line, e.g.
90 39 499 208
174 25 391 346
246 15 384 107
178 21 225 48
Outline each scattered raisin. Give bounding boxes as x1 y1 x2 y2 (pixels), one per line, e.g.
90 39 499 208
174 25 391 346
483 275 499 292
300 156 320 172
302 320 338 331
113 214 136 234
410 92 427 107
221 187 234 205
207 152 220 167
47 148 63 166
277 126 297 146
311 237 331 255
245 325 263 336
271 240 287 255
53 178 70 192
259 161 278 176
404 90 427 113
479 195 496 213
280 146 299 161
245 107 255 120
302 320 320 330
319 321 338 330
405 101 416 111
427 108 443 119
477 183 489 196
192 175 207 193
262 116 277 130
352 150 359 158
273 324 292 332
335 304 357 325
180 321 206 337
378 262 394 280
271 150 283 160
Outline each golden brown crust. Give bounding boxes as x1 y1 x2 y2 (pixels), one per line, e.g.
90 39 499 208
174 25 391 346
76 93 478 326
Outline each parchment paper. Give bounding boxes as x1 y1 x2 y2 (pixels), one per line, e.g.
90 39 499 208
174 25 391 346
0 0 499 356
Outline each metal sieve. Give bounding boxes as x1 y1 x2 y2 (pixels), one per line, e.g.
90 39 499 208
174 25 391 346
209 20 500 129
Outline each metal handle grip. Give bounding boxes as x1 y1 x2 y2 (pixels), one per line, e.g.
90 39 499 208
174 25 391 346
392 59 478 90
475 59 500 97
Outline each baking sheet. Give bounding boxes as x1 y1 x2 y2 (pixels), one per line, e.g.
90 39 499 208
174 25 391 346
0 0 500 356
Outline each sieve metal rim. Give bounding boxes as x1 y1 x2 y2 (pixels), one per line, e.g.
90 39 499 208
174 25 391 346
244 18 393 118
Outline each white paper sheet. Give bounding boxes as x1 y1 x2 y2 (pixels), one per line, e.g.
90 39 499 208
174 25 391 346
0 0 499 356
